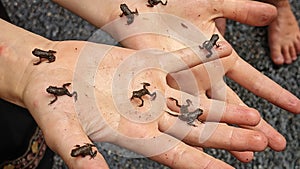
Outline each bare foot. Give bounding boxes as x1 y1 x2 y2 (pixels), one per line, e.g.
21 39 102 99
267 0 300 65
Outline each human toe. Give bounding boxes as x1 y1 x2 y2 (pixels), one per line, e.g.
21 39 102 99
282 46 293 64
270 50 284 65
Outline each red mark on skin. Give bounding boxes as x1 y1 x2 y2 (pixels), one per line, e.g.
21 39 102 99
0 46 4 56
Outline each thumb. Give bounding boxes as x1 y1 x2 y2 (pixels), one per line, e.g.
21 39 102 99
41 120 109 169
23 86 109 168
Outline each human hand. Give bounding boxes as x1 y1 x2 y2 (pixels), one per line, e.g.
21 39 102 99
53 0 300 158
0 19 272 168
59 39 267 168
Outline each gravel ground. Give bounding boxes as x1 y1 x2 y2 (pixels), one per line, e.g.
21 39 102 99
1 0 299 168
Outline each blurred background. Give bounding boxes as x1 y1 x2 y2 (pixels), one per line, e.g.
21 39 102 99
1 0 299 168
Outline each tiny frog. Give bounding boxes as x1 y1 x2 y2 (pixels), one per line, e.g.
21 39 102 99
119 3 138 25
166 98 203 127
130 82 156 107
46 83 78 105
32 48 56 65
71 143 97 159
147 0 167 7
199 34 220 58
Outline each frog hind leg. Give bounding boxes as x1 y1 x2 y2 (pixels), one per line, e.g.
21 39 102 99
49 96 58 105
161 0 167 5
138 97 144 107
147 2 154 7
206 50 213 58
126 16 134 25
71 91 78 102
187 118 197 127
33 58 42 65
149 92 156 100
90 150 97 159
199 40 208 49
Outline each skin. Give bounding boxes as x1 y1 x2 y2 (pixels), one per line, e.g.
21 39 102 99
0 18 282 168
2 0 299 168
216 0 300 65
264 0 300 64
51 0 300 155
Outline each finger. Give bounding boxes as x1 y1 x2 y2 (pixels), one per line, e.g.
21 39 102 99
164 87 261 126
206 73 287 151
207 83 245 104
229 151 254 163
33 112 109 168
217 0 277 26
159 115 268 152
226 55 300 114
190 88 256 162
241 118 287 151
150 139 234 169
161 41 232 72
113 127 234 169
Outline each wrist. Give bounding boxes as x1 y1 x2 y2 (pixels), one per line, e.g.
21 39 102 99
0 19 56 106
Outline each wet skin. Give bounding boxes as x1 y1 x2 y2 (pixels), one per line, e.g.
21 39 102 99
119 3 139 25
199 34 220 58
166 98 203 127
130 82 156 107
32 48 56 65
71 143 97 159
147 0 168 7
46 83 78 105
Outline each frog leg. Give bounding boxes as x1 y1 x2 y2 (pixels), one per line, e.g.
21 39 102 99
71 91 78 102
187 119 197 127
169 97 181 108
149 92 156 100
126 15 134 25
138 97 144 107
199 40 209 49
90 150 97 159
63 83 71 88
206 50 213 58
147 2 155 7
33 58 42 65
161 0 167 5
49 95 58 105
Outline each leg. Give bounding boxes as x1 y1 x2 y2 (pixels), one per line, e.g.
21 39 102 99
72 91 78 102
149 92 156 100
206 50 213 58
49 96 58 105
90 150 97 159
33 59 42 65
63 83 71 88
187 120 197 127
161 0 168 5
169 97 181 107
138 97 144 107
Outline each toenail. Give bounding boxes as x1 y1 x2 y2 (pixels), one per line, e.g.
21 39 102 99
273 57 283 64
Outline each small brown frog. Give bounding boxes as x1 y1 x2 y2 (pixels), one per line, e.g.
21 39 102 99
46 83 78 105
130 82 156 107
199 34 220 58
119 3 138 25
71 143 97 159
147 0 167 7
32 48 56 65
166 98 203 127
